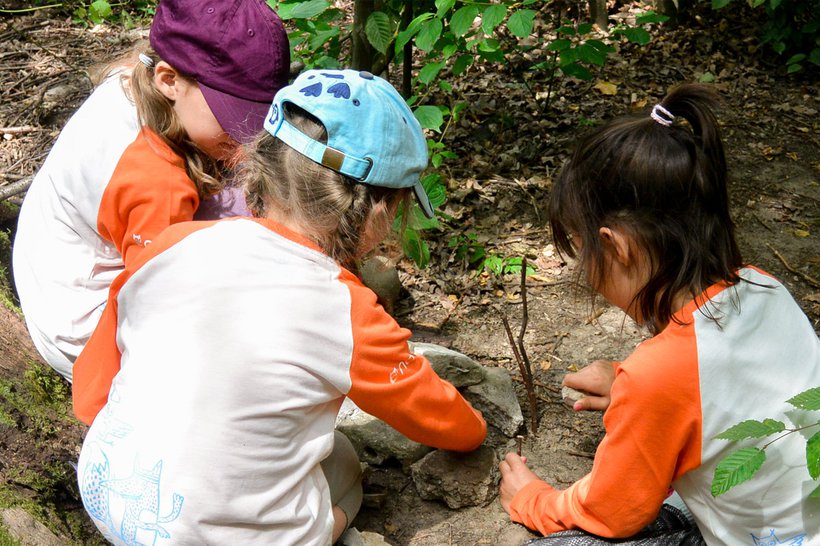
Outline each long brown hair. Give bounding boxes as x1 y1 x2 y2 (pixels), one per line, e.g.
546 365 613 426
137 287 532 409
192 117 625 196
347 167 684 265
94 41 225 200
549 84 744 333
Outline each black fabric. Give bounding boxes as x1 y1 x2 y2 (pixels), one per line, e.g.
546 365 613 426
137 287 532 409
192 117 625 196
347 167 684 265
522 504 706 546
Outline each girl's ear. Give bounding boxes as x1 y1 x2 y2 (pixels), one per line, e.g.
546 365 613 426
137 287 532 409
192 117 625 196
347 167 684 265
152 62 179 101
598 227 633 267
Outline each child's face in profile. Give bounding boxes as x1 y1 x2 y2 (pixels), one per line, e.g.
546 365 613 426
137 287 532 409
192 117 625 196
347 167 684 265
173 81 239 162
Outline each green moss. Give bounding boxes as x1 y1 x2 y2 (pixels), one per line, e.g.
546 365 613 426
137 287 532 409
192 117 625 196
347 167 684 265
0 230 20 317
0 524 21 546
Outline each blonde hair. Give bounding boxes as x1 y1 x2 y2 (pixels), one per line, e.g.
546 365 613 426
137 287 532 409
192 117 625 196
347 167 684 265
93 41 225 200
241 105 409 269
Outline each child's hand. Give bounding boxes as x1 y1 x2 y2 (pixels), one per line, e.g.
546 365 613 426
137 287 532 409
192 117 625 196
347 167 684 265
562 359 616 411
499 453 541 514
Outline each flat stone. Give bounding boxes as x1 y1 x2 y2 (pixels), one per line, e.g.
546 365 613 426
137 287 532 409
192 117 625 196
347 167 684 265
463 366 524 437
410 445 499 509
336 399 432 467
409 342 486 387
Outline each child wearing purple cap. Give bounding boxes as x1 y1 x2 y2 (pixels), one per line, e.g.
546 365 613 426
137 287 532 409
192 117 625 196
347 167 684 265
74 69 486 545
13 0 290 382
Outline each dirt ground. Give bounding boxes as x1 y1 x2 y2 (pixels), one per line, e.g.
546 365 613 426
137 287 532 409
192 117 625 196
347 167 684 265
0 2 818 545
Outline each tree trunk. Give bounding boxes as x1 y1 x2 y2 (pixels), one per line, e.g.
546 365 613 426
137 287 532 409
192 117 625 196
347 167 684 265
402 0 413 98
588 0 607 29
352 0 375 71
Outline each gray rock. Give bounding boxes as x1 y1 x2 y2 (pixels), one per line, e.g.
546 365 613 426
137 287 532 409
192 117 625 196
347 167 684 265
409 342 486 387
410 445 499 509
336 399 432 467
1 507 66 546
561 385 586 407
463 366 523 437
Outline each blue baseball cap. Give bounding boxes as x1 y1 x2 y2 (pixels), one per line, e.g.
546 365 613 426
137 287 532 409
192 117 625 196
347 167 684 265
263 69 433 218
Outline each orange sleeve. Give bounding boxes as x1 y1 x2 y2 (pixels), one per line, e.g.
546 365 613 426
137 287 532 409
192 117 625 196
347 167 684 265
72 272 128 425
97 128 198 268
344 275 486 452
509 333 703 537
73 220 219 425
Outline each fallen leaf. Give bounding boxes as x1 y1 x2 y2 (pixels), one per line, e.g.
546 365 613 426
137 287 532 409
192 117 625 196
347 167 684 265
593 81 618 96
793 229 810 238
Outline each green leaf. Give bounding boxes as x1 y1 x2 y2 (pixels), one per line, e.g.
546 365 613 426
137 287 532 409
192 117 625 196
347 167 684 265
787 63 803 74
451 5 479 38
453 54 474 76
481 4 507 34
90 0 113 20
278 0 330 20
413 105 445 132
807 431 820 479
308 27 340 50
557 25 576 35
560 63 593 80
545 39 572 52
712 0 732 8
699 71 716 83
418 62 446 86
636 11 670 24
507 9 535 38
809 47 820 67
714 419 785 441
402 228 430 268
416 18 443 52
395 12 433 52
577 23 593 35
577 43 607 65
438 80 453 93
421 173 447 208
711 447 766 496
586 39 616 54
365 11 394 54
435 0 455 18
787 387 820 410
618 27 651 45
483 255 504 276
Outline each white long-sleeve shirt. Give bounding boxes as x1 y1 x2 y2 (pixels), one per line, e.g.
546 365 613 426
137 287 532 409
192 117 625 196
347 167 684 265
75 217 486 545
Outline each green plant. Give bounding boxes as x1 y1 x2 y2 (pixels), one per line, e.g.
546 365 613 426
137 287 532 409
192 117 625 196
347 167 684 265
711 386 820 497
709 0 819 73
271 0 668 266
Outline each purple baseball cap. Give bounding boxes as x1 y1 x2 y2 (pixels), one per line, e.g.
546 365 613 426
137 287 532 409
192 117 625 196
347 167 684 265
150 0 291 143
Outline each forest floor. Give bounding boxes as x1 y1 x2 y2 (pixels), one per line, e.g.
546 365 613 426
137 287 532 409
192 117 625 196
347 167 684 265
0 2 818 545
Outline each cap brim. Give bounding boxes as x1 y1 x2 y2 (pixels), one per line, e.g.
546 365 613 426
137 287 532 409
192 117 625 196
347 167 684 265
413 182 435 219
199 82 271 144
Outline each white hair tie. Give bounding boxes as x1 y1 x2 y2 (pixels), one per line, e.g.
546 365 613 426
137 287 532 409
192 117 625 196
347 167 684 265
138 53 154 68
650 104 674 126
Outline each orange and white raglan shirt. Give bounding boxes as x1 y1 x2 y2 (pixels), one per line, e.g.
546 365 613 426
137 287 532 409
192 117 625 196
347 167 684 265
74 217 486 545
13 73 198 381
509 267 820 544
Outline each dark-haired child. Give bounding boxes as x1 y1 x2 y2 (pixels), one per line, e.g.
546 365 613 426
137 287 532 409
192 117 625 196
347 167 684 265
500 84 819 544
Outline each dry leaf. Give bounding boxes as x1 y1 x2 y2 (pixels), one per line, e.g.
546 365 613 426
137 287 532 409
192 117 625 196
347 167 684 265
793 229 810 238
594 81 618 96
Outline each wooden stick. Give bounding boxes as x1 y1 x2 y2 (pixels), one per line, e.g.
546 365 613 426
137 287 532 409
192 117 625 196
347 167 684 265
766 243 820 289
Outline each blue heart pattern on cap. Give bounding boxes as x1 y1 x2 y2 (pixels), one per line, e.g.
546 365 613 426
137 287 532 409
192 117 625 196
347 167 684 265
297 73 358 106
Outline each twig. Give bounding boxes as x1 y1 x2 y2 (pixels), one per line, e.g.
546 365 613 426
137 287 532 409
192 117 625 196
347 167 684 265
0 177 33 201
0 126 37 135
766 243 820 289
502 256 538 434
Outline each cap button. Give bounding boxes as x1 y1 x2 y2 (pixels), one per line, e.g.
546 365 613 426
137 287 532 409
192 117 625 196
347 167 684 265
359 71 374 80
247 29 255 36
206 6 214 13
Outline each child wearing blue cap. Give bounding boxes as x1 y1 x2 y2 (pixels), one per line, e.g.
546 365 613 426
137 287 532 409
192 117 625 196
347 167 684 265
74 70 486 544
13 0 290 382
